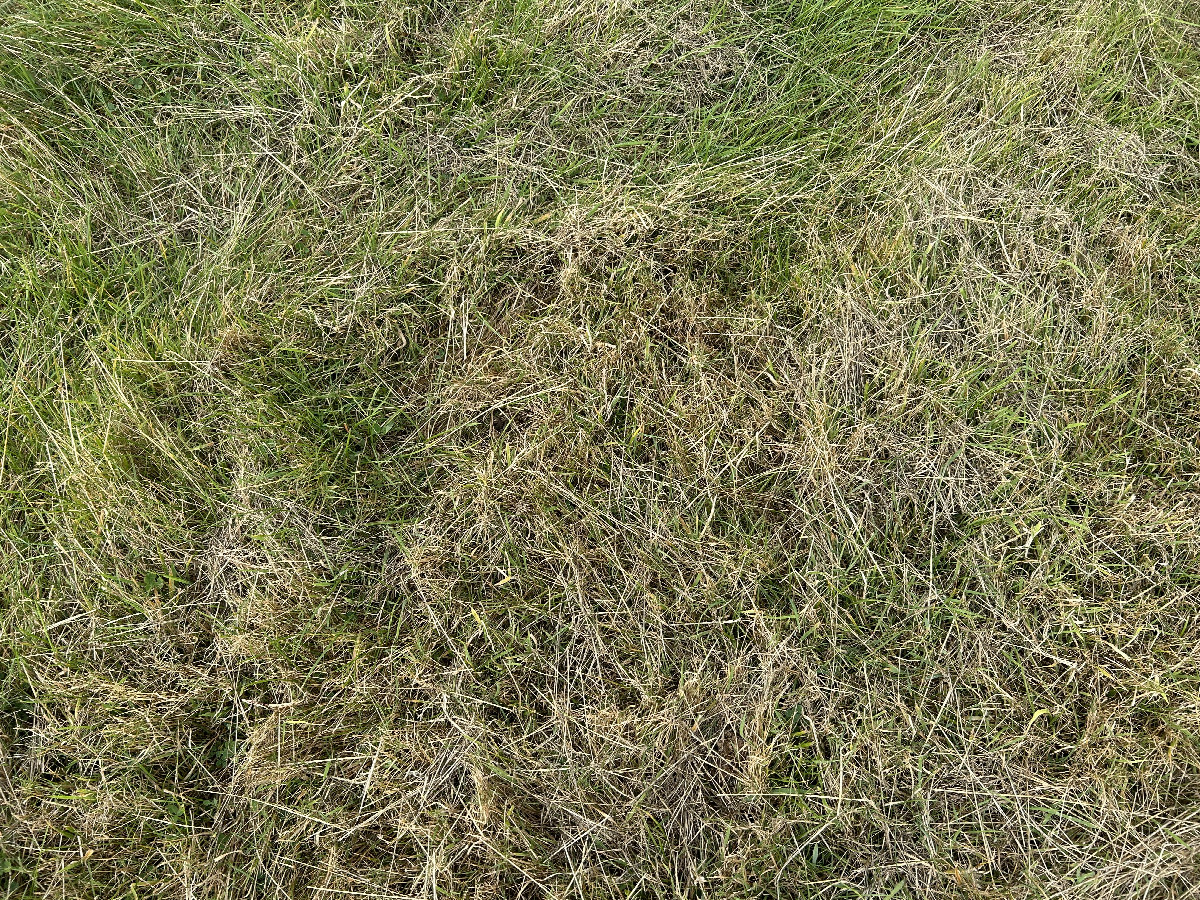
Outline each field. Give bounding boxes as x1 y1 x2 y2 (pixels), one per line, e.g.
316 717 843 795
2 0 1199 896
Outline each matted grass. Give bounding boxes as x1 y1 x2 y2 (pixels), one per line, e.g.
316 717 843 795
2 0 1200 896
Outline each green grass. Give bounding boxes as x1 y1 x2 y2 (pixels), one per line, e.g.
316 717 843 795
2 0 1199 896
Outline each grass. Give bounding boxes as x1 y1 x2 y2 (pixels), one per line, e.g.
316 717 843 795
1 0 1199 896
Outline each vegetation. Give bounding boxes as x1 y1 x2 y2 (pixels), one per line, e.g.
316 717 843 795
2 0 1199 896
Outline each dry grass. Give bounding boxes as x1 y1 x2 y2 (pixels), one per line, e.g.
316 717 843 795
2 0 1200 896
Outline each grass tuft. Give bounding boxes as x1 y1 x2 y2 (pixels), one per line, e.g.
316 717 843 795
2 0 1200 896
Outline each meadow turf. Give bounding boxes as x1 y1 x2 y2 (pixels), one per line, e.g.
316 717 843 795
2 0 1200 896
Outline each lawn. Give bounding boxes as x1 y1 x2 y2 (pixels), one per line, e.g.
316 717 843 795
2 0 1199 896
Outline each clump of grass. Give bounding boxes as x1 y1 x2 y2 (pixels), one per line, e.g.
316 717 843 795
2 0 1199 896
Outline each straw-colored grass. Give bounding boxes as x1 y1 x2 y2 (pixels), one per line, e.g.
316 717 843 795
2 0 1199 896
